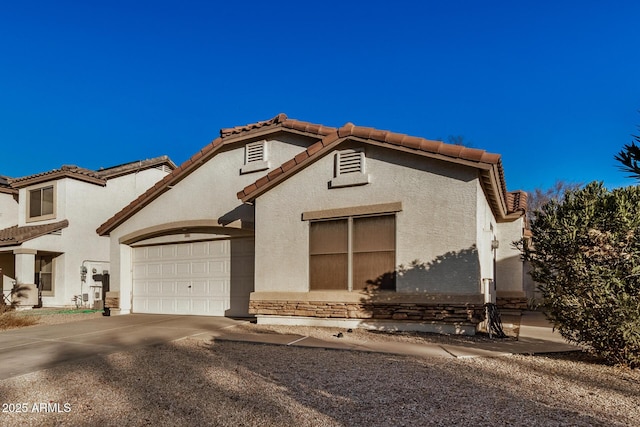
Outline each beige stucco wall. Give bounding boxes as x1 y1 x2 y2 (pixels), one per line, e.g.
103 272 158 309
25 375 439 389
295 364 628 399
106 136 317 309
0 192 17 229
495 217 525 296
253 142 483 296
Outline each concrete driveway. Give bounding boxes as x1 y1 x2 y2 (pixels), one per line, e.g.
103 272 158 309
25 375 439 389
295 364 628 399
0 314 247 380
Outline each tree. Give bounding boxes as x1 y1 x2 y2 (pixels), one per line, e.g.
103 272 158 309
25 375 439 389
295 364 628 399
615 135 640 180
520 182 640 367
526 180 582 223
445 135 472 147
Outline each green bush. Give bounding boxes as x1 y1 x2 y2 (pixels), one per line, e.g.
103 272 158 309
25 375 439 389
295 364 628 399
522 182 640 368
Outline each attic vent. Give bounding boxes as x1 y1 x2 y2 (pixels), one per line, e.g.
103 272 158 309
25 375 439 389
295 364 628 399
246 141 265 163
338 149 364 175
331 149 370 188
240 140 270 174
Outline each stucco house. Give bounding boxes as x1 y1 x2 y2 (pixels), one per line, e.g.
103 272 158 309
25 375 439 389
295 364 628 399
0 157 175 308
97 114 527 334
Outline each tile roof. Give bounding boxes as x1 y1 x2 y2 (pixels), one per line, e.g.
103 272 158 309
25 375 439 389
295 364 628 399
0 220 69 247
9 166 105 188
219 113 335 139
507 190 528 213
97 114 333 235
0 175 17 195
7 156 176 189
98 114 525 235
95 156 177 179
237 121 525 221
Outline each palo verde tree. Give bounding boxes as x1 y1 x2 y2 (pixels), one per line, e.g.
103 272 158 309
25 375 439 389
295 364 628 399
521 182 640 367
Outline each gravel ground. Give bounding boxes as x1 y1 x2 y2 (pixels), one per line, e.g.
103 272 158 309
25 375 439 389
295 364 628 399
1 315 638 426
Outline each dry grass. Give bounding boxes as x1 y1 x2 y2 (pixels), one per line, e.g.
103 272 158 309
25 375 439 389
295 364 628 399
0 307 39 330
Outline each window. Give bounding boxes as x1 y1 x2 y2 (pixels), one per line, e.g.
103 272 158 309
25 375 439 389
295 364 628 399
309 215 395 291
35 254 54 295
330 149 369 188
240 140 270 174
28 186 55 221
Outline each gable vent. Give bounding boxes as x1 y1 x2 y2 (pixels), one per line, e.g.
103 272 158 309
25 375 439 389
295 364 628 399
330 149 369 188
338 149 364 175
241 140 270 174
246 141 265 164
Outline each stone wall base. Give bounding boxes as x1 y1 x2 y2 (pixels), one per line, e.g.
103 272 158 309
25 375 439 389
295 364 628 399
249 299 485 335
496 296 528 311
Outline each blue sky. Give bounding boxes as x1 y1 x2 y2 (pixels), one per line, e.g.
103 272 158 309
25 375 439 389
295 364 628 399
1 1 639 192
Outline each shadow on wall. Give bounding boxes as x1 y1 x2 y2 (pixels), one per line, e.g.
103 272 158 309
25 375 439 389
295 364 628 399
226 237 255 317
365 245 481 294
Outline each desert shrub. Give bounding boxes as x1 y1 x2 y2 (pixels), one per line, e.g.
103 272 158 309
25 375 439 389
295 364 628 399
522 182 640 368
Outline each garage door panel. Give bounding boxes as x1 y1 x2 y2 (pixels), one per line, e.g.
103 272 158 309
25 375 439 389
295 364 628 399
177 244 191 257
176 262 191 275
189 280 208 296
191 261 208 275
191 242 208 256
161 246 177 258
132 240 238 316
209 260 227 274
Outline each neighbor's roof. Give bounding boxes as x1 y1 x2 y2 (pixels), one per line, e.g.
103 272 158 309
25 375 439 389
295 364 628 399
7 156 176 189
237 120 527 220
97 114 335 235
0 175 17 195
0 220 69 247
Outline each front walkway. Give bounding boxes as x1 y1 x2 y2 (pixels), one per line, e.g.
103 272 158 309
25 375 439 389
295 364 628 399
212 311 580 359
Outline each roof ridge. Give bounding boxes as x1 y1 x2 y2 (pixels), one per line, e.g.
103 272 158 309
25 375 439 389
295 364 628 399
219 113 336 139
220 113 289 138
238 122 504 201
8 165 103 185
98 114 334 235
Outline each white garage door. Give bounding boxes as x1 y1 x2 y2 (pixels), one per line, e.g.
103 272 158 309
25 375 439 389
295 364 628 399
132 240 232 315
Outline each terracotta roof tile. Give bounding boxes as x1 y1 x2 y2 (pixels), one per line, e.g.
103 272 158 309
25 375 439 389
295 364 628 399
294 151 309 164
95 156 176 179
7 157 176 189
98 114 334 235
437 143 463 158
238 119 524 222
267 168 284 180
0 220 69 247
281 159 297 173
9 166 105 188
507 190 528 213
306 141 324 156
255 175 270 189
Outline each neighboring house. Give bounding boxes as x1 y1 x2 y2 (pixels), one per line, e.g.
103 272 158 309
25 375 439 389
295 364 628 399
97 114 527 334
0 176 18 302
0 175 18 230
0 157 176 308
